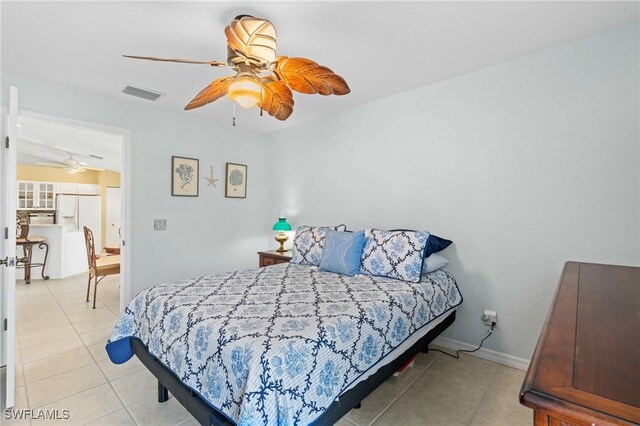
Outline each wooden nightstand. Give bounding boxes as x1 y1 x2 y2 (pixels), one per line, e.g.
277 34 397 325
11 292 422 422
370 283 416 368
258 250 292 267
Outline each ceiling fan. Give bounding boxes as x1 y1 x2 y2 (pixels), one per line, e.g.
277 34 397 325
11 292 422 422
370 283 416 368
124 15 350 124
36 155 105 174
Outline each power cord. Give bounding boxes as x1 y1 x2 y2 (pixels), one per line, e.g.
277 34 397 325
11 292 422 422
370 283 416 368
430 321 496 359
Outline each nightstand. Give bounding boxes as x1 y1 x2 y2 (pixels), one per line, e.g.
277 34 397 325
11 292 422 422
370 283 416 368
258 250 292 267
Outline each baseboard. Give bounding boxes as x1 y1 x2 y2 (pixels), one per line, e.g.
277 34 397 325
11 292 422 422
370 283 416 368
431 336 530 371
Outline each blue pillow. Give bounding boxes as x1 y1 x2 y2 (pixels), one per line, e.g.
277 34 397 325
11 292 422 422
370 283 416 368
319 230 365 276
390 229 452 257
425 234 453 257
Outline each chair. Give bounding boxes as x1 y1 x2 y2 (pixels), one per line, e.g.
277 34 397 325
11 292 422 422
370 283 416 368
16 216 50 284
84 226 120 309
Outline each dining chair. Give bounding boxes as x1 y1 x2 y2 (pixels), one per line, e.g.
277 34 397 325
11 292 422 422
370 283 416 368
83 226 120 308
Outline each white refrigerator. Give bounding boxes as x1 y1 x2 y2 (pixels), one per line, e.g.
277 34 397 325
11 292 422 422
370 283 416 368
56 194 102 250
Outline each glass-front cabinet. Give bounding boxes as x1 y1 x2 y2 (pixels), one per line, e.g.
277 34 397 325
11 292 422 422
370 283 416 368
17 180 56 210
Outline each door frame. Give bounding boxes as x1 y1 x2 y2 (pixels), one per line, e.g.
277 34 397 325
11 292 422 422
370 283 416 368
15 110 132 311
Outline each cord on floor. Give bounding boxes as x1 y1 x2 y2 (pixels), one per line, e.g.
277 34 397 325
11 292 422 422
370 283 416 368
430 322 496 359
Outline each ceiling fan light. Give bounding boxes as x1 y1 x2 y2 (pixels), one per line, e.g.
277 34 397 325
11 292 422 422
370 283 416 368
228 76 261 109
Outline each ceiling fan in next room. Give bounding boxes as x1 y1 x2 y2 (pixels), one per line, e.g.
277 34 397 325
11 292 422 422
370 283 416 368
36 154 105 175
124 14 351 125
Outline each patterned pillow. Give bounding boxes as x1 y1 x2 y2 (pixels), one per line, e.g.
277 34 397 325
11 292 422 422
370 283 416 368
291 225 347 265
359 229 430 282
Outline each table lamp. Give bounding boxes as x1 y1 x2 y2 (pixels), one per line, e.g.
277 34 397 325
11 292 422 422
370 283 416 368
272 214 292 252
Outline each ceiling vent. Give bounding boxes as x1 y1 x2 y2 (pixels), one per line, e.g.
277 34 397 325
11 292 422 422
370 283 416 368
121 85 163 101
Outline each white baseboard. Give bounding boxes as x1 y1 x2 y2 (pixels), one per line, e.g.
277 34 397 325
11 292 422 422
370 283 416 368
431 336 530 371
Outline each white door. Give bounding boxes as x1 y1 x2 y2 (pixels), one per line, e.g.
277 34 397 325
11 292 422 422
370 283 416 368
1 86 18 409
106 187 121 248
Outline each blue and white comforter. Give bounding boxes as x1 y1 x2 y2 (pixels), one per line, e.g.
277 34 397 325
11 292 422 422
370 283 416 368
106 263 462 425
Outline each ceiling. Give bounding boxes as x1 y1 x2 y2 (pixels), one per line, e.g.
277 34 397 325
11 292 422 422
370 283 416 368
2 2 638 134
17 117 122 172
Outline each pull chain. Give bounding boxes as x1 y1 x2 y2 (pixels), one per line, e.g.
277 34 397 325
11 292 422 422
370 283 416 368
232 102 236 127
260 79 263 117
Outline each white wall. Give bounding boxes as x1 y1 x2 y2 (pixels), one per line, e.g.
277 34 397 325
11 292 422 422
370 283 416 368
267 23 640 360
1 73 272 294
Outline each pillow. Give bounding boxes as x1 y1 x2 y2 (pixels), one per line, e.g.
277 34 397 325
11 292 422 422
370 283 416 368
291 225 347 266
425 234 453 257
319 230 365 276
422 253 449 274
359 229 430 282
390 229 452 257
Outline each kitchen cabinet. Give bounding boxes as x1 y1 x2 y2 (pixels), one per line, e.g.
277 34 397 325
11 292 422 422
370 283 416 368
55 183 99 195
17 181 55 210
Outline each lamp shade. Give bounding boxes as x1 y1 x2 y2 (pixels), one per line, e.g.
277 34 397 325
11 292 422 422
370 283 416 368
272 217 291 232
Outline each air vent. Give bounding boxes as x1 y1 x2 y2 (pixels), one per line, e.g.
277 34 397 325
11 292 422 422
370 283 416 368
121 85 163 101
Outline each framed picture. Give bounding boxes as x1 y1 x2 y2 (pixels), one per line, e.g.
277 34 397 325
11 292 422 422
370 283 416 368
171 156 199 197
225 162 247 198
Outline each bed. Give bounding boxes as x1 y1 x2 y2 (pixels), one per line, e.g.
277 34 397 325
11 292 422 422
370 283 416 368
107 262 463 425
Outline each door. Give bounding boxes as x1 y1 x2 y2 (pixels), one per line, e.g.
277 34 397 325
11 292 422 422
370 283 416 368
38 182 55 209
1 86 18 409
106 187 121 248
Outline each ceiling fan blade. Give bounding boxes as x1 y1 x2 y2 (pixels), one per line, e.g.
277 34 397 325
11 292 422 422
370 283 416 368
83 166 106 171
270 56 350 96
225 16 277 67
35 162 65 168
123 55 228 67
259 77 294 121
184 76 234 110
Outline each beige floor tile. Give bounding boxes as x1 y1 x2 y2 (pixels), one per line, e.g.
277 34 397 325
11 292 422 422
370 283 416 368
33 383 122 425
27 363 106 408
20 334 84 364
376 362 487 426
470 366 531 426
17 317 71 336
427 352 500 393
127 396 190 426
110 368 157 406
58 301 107 315
85 408 136 426
381 351 440 396
72 315 118 334
23 348 94 384
18 324 78 348
15 363 25 388
345 386 398 426
78 328 113 346
334 418 357 426
66 309 117 326
97 357 144 381
86 342 110 362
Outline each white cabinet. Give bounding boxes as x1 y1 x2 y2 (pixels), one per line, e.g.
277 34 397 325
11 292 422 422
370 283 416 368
17 181 56 210
77 184 99 195
56 182 78 194
55 183 99 195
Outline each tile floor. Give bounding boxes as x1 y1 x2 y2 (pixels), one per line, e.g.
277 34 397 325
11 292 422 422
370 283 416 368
4 274 533 426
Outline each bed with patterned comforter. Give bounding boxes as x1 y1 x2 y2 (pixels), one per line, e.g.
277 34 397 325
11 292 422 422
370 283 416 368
106 263 462 425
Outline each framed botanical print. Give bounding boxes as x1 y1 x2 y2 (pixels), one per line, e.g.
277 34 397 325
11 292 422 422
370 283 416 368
225 162 247 198
171 156 199 197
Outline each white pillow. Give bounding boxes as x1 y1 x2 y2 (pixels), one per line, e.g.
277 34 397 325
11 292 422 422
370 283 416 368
422 253 449 274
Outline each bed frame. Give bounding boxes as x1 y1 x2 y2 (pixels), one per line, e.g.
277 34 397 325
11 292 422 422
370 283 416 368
132 310 456 426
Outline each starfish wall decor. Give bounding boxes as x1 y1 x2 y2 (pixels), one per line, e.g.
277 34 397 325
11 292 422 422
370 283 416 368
205 165 220 188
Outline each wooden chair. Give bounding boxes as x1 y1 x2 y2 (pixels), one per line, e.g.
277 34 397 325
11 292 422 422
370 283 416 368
84 226 120 309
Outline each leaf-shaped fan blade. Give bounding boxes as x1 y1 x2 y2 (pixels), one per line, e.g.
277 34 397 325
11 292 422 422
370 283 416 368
123 55 227 67
259 77 294 121
225 16 277 66
271 56 350 96
184 77 234 110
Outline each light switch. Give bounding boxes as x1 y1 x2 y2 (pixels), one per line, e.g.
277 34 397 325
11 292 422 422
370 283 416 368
154 219 167 231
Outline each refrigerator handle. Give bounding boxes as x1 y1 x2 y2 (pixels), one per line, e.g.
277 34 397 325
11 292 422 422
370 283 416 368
76 197 80 231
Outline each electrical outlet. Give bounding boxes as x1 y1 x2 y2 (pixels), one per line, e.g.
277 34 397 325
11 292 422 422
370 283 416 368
154 219 167 231
482 310 497 326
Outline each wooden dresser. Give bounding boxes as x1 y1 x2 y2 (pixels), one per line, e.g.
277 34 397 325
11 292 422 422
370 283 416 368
520 262 640 426
258 250 292 267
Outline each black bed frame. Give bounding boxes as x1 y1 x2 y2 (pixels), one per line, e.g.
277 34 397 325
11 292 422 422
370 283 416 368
132 310 456 426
